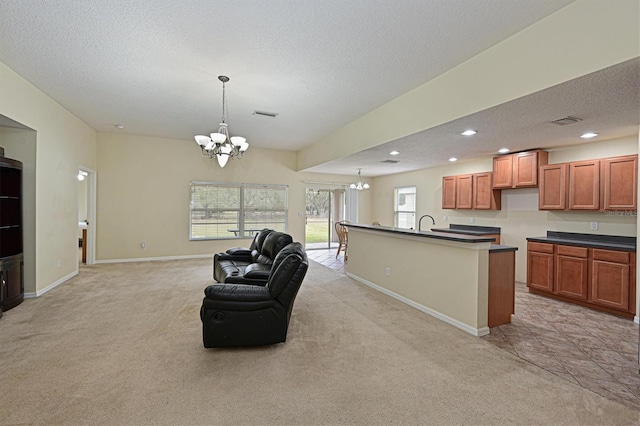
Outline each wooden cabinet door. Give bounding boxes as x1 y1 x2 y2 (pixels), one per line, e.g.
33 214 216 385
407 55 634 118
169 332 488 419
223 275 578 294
472 172 500 210
0 256 24 311
527 250 554 293
603 155 637 211
539 163 567 210
442 176 457 209
514 151 538 187
568 160 600 210
556 254 588 300
591 260 630 311
456 174 473 209
492 155 513 189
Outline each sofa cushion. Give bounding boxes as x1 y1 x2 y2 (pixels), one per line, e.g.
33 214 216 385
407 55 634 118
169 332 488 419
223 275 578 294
268 242 308 299
256 232 293 265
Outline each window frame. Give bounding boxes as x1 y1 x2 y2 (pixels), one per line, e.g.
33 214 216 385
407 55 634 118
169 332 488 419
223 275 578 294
394 185 417 229
189 181 288 241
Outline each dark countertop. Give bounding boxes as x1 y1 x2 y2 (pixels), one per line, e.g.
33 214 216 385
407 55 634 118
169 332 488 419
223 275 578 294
527 231 636 252
490 244 518 253
431 224 501 236
344 223 499 245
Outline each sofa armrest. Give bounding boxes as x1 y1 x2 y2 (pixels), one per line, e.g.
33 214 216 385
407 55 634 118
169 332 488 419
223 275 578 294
243 263 271 280
214 252 252 263
204 283 271 302
226 247 252 256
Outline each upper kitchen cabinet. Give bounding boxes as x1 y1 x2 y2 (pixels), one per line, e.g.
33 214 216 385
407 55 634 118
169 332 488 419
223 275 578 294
442 176 457 209
568 159 600 210
492 150 548 189
442 172 501 210
473 172 501 210
456 174 473 209
539 163 568 210
602 155 637 211
539 154 637 212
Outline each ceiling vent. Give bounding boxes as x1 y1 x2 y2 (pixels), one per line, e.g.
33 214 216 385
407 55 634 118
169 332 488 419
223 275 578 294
381 159 399 164
253 110 278 118
550 116 582 125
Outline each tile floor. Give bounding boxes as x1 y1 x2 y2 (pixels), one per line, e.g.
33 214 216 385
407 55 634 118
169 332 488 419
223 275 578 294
306 246 346 274
307 248 640 410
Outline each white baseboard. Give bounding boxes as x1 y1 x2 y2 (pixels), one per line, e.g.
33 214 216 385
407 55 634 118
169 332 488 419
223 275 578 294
95 253 212 264
24 270 79 298
346 272 490 337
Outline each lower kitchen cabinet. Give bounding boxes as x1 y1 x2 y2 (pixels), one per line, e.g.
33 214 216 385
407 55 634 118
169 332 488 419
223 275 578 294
527 243 554 293
591 249 631 311
555 245 588 300
526 242 635 318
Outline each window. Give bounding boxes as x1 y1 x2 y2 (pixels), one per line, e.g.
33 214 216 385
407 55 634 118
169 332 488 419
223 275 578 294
394 186 416 229
190 182 287 240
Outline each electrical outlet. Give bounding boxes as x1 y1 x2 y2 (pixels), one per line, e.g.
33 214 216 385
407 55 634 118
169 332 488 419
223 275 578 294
385 267 391 277
141 242 146 249
56 259 61 268
443 215 448 222
470 217 475 224
590 222 598 231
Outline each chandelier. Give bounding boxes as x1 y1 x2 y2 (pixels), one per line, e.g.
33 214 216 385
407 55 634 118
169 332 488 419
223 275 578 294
349 169 370 190
194 76 249 168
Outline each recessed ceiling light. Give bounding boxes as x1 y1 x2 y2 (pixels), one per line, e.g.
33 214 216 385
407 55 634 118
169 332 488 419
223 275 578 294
461 130 477 136
449 157 458 162
115 124 124 129
580 132 599 139
389 150 400 156
498 148 510 154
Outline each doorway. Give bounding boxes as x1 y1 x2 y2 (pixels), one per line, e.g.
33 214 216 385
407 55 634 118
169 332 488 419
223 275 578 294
77 166 96 266
305 187 346 250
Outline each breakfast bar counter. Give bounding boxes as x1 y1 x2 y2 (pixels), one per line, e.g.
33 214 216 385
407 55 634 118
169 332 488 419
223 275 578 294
344 224 517 335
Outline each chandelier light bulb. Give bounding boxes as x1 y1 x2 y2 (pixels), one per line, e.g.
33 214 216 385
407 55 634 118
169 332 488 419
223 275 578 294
230 136 246 146
210 132 226 143
217 153 230 168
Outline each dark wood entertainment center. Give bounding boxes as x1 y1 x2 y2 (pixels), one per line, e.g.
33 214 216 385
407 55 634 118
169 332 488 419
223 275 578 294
0 151 24 314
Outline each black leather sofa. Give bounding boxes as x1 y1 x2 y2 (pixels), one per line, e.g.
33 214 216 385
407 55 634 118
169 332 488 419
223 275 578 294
213 229 293 285
201 242 309 348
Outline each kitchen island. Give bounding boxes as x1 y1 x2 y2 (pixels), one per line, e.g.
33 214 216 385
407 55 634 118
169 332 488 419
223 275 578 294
344 224 517 336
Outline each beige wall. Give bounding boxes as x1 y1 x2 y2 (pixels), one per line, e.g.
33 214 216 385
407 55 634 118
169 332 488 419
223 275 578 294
95 132 363 261
0 61 97 293
347 227 490 335
369 136 639 284
298 0 639 170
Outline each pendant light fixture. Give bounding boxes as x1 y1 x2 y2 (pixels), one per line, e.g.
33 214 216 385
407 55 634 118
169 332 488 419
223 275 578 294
194 76 249 168
349 168 370 190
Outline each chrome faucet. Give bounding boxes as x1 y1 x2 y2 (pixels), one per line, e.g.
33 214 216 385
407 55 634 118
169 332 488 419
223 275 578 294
418 214 435 231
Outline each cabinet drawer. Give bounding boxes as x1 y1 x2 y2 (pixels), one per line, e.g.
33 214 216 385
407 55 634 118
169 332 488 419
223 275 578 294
528 242 553 254
556 245 588 258
592 249 630 264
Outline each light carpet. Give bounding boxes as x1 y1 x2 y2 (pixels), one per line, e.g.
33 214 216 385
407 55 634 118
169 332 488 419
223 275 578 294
0 258 638 425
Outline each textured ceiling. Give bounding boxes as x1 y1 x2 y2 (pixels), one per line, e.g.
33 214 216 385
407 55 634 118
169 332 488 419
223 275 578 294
0 0 576 158
305 59 640 176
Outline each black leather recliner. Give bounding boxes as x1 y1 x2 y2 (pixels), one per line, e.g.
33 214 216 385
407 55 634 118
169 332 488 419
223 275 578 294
201 242 309 348
213 229 293 285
